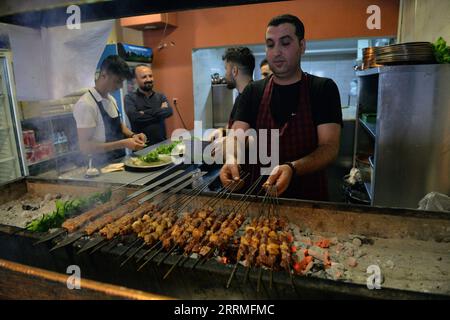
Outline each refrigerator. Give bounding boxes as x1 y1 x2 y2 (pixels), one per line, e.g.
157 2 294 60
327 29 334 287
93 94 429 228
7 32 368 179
0 50 27 184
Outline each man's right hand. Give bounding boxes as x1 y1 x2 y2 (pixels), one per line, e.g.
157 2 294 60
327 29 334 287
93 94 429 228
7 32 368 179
220 164 244 190
122 138 145 151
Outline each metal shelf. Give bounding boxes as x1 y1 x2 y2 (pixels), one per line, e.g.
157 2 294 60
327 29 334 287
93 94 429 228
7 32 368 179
359 118 376 138
356 68 381 77
28 150 79 167
0 156 15 164
364 181 372 201
21 112 74 123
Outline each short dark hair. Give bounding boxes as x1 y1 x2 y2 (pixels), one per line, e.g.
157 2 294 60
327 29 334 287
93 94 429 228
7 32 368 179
133 63 151 77
267 14 305 43
100 55 131 79
222 47 255 77
260 58 268 68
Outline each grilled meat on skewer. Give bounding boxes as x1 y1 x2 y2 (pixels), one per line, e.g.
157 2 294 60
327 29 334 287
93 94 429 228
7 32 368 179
84 201 139 236
62 193 125 233
99 202 156 239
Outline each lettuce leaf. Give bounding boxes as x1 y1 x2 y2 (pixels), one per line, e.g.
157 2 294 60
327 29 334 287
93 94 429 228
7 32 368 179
25 189 112 232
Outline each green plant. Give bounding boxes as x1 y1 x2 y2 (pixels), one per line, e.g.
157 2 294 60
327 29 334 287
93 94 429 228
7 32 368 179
139 140 182 162
26 189 112 232
432 37 450 64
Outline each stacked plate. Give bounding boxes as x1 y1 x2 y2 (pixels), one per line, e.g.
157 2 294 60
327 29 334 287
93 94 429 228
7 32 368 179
362 47 382 69
373 42 436 65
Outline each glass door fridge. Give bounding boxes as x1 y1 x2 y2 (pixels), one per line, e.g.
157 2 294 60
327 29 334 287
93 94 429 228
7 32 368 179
0 50 27 184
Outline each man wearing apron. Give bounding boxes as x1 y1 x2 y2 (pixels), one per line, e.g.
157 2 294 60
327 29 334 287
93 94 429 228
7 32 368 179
220 15 342 201
73 55 147 166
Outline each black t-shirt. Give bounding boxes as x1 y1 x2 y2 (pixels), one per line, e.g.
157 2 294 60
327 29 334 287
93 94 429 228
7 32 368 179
233 74 343 127
229 93 242 124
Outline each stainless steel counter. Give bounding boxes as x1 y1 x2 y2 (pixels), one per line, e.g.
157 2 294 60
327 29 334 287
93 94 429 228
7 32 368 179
56 165 174 186
36 141 181 186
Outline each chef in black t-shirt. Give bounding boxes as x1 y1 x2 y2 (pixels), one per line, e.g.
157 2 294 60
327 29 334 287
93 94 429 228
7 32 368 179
209 47 255 154
220 14 343 201
222 47 255 128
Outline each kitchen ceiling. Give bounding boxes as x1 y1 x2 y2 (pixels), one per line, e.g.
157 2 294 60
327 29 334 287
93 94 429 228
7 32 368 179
0 0 286 28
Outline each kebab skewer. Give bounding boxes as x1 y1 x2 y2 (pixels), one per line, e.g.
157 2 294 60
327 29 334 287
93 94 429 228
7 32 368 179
76 202 157 254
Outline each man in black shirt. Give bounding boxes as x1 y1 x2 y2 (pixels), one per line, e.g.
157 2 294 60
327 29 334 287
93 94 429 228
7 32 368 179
220 14 342 201
125 65 173 145
260 58 272 79
222 47 255 128
209 47 255 155
234 72 342 128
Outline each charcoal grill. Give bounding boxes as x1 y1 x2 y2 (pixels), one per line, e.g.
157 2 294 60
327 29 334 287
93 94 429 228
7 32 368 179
1 177 450 299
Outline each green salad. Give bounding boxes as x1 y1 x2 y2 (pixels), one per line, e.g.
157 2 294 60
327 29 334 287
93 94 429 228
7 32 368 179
26 189 112 232
139 140 182 163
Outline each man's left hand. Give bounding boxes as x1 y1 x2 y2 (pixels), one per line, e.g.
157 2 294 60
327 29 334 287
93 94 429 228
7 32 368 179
263 164 294 196
161 102 169 109
133 133 147 144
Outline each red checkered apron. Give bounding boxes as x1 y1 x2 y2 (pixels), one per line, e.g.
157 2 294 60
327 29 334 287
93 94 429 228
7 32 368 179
248 73 328 200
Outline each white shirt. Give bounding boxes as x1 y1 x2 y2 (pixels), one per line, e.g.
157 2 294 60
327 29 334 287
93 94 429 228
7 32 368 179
73 88 120 142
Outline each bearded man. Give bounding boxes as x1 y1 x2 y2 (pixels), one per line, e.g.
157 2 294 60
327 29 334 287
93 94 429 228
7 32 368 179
125 64 173 145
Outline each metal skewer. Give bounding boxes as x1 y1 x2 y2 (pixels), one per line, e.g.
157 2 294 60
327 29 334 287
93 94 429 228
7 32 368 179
136 240 161 263
120 242 146 267
117 238 142 259
287 264 296 290
49 230 85 252
89 238 112 254
226 262 240 288
162 255 185 280
119 175 210 261
110 163 179 193
33 228 67 246
243 266 251 284
269 267 273 289
256 267 263 292
137 245 165 271
157 245 178 266
35 166 180 246
193 176 263 270
76 236 106 254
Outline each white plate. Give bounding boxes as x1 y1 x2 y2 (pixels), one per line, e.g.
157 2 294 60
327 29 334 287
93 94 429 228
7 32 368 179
124 154 172 170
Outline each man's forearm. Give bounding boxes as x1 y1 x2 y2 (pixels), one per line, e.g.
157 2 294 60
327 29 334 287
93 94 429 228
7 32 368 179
80 140 124 154
291 143 339 176
121 124 134 138
143 107 172 120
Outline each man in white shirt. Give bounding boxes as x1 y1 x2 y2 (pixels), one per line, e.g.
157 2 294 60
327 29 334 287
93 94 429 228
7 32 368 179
73 55 146 165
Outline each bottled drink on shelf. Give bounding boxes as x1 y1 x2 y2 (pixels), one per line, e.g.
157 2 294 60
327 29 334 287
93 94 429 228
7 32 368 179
60 131 69 153
53 132 62 154
22 130 36 148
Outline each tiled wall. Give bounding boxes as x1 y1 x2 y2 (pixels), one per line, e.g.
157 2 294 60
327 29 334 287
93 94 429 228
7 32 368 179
192 47 228 128
303 53 358 107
